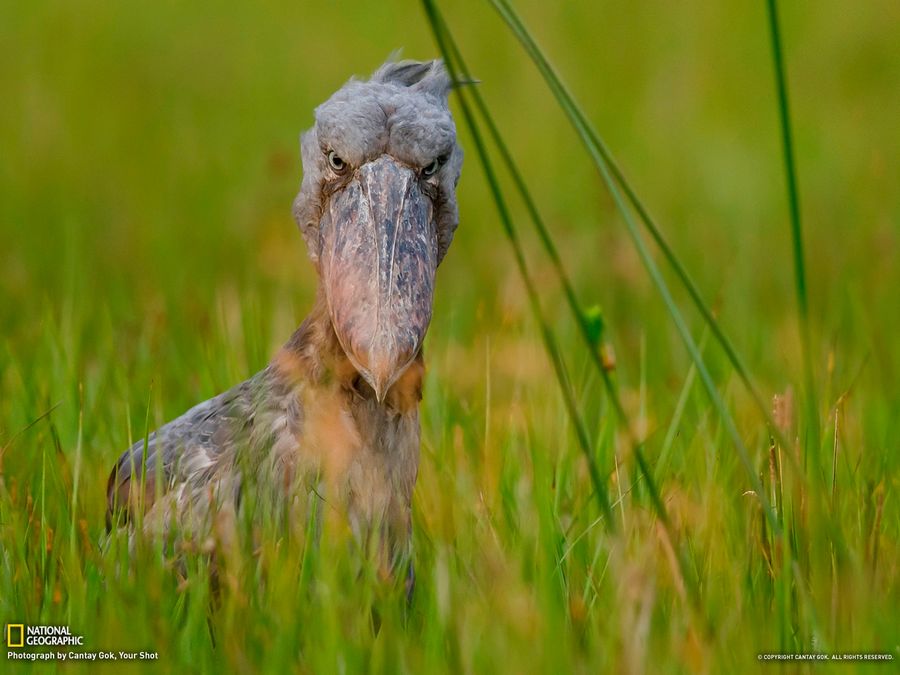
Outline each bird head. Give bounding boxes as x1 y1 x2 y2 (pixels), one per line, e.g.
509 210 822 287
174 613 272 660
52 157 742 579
293 59 463 401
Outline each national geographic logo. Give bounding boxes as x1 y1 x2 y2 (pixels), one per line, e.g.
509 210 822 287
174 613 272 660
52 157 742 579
5 624 84 647
5 623 159 663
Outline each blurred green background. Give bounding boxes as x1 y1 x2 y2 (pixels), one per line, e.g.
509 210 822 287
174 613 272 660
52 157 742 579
1 0 898 672
2 1 897 402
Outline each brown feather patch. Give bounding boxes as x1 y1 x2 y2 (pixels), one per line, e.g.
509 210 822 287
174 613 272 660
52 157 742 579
300 385 362 485
386 356 425 414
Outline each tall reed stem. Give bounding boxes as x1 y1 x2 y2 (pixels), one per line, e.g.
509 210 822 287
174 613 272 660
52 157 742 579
488 0 779 531
765 0 820 470
422 2 615 526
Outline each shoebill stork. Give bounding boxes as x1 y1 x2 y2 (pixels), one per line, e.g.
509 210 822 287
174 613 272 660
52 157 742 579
106 59 463 579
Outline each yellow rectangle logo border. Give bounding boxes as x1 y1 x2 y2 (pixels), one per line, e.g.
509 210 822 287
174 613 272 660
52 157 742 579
6 624 24 648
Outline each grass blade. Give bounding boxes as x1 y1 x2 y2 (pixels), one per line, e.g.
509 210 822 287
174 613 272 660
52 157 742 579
422 1 615 526
488 0 779 531
764 0 820 468
423 0 708 616
425 1 673 521
485 1 801 467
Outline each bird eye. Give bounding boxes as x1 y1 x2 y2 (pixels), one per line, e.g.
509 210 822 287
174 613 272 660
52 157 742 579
422 158 441 177
327 150 347 173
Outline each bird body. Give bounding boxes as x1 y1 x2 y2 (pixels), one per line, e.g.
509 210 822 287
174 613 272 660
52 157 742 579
107 59 462 575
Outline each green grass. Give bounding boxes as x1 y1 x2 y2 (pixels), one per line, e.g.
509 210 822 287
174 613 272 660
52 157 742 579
1 0 898 672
